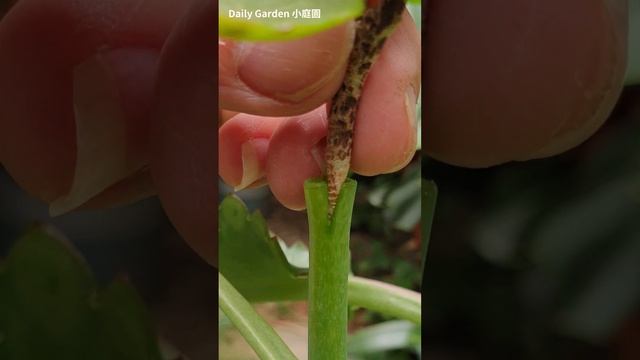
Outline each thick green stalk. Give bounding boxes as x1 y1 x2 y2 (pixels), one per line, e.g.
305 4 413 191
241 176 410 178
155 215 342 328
218 273 297 360
348 276 422 325
304 179 357 360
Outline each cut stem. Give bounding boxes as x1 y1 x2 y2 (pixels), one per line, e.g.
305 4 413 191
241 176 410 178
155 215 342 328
305 178 357 360
218 273 297 360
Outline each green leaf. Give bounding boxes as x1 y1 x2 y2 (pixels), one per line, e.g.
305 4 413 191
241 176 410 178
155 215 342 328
0 227 94 359
220 0 365 41
94 281 164 360
219 193 421 321
218 273 297 360
218 195 308 302
348 320 420 358
218 308 232 331
0 226 163 360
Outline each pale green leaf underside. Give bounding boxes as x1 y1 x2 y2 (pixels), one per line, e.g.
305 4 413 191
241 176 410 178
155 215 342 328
348 320 420 357
219 0 365 41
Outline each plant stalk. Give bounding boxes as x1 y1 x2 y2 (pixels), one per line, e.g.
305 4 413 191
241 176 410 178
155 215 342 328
348 276 421 325
325 0 406 215
218 273 297 360
305 179 357 360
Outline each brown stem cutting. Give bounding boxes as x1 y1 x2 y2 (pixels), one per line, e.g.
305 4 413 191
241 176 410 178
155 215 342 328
325 0 407 217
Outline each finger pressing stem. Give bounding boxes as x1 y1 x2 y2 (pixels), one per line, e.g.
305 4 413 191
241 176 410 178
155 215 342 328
325 0 406 216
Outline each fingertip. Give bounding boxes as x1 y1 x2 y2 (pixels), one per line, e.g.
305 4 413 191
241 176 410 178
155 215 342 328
266 107 327 210
424 0 626 167
219 23 355 116
0 0 191 206
351 11 420 176
218 114 281 189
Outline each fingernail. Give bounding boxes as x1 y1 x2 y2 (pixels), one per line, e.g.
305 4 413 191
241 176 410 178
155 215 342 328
50 50 152 216
310 141 326 174
405 84 418 129
236 24 353 103
234 139 269 191
386 85 419 173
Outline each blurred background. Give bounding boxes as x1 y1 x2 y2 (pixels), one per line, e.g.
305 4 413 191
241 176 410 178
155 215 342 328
5 1 639 359
1 2 424 359
0 175 218 359
423 86 640 360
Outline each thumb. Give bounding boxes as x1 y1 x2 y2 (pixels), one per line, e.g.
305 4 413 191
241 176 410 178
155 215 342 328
219 22 354 116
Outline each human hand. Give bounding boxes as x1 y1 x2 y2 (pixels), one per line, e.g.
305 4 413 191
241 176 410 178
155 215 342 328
0 0 628 268
0 0 217 265
218 9 421 210
424 0 628 167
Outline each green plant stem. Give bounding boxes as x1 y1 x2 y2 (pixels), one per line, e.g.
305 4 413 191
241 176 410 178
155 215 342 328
348 276 421 325
218 273 297 360
305 179 357 360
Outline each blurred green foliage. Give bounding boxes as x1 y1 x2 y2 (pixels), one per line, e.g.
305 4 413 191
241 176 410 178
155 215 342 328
352 161 423 293
349 320 421 359
424 87 640 359
368 164 421 233
0 227 163 360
